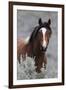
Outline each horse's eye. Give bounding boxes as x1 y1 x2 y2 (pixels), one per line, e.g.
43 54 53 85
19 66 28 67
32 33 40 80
46 31 50 38
48 31 51 36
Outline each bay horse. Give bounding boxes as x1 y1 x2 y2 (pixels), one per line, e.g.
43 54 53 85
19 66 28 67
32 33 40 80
17 18 52 73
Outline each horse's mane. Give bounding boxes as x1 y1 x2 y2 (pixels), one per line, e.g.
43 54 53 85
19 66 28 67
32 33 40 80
29 26 39 43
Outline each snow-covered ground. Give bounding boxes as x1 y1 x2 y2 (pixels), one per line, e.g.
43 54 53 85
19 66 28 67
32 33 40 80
17 10 58 80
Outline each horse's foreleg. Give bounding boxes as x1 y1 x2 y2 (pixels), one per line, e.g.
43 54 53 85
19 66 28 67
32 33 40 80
36 67 41 73
35 57 43 73
35 62 43 73
44 55 47 69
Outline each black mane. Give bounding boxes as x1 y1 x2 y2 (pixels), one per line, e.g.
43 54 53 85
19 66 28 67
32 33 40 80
29 26 39 43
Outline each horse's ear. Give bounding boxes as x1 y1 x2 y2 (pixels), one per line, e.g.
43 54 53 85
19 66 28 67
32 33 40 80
48 19 51 25
38 18 42 25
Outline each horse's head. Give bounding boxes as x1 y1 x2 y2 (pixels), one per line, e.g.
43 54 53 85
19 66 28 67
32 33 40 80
35 18 52 52
28 18 52 56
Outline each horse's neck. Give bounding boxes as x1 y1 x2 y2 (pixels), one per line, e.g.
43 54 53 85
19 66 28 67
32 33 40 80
26 42 33 51
25 36 44 58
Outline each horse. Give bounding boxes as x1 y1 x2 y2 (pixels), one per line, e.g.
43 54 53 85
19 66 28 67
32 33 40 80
17 18 52 73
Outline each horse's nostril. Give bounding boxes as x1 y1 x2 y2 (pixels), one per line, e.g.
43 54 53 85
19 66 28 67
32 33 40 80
41 47 46 52
43 47 45 51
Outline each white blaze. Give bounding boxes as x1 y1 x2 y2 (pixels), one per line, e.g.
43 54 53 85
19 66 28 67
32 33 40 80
40 28 47 48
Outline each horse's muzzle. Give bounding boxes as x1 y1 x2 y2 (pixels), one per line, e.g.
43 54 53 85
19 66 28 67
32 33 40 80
41 46 47 52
